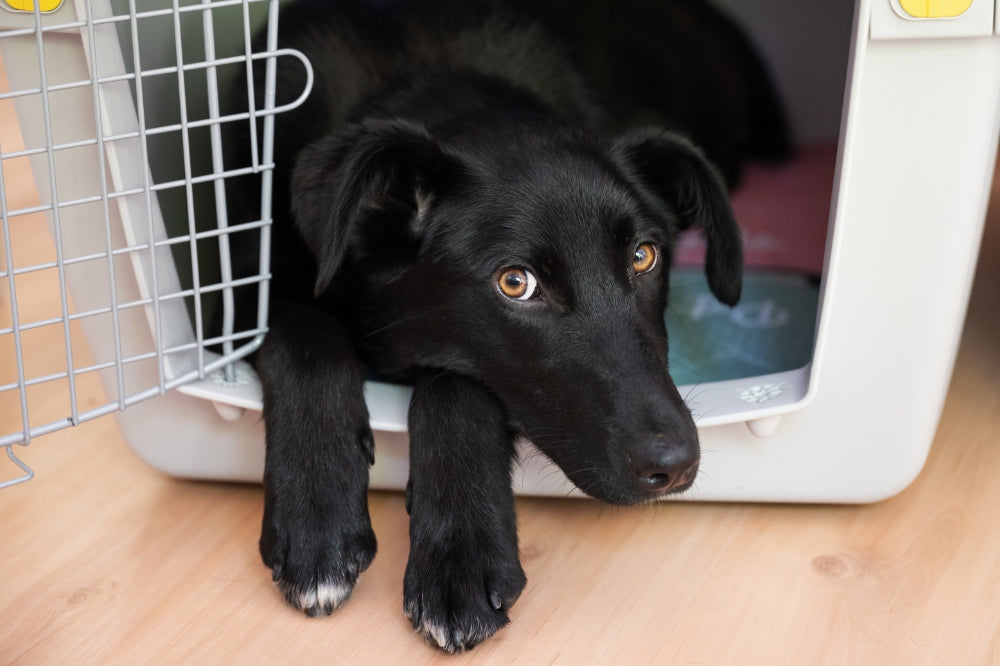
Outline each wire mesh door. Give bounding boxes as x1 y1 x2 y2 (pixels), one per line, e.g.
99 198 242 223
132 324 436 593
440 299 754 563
0 0 311 488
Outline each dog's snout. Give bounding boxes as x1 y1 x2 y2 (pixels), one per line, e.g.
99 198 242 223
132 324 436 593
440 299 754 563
629 434 699 495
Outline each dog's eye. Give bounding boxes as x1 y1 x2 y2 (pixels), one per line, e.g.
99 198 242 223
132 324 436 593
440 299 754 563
632 242 658 274
496 267 539 301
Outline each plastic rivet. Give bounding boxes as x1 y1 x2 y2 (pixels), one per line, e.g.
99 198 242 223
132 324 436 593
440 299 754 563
746 415 782 438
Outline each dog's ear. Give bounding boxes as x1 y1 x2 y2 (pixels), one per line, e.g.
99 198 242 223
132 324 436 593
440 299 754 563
611 127 743 306
292 119 457 296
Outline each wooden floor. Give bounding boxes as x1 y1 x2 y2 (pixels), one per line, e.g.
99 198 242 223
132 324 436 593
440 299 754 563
3 88 1000 666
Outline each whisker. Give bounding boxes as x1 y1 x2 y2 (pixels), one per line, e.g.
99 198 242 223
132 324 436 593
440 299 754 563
408 368 453 404
362 306 448 339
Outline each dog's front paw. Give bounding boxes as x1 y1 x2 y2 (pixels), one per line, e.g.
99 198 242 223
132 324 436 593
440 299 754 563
260 504 377 617
403 531 526 653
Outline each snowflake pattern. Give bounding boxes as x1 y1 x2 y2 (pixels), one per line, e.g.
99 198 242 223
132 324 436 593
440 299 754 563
737 383 788 404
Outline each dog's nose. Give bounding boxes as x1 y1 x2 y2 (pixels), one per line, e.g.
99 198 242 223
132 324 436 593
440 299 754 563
629 435 699 494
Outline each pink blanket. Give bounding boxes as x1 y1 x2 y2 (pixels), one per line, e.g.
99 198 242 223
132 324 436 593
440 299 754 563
676 143 837 275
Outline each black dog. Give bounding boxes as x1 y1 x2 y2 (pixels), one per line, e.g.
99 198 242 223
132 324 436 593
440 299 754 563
224 0 785 652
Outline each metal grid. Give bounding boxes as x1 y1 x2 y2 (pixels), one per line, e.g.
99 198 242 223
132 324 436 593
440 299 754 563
0 0 312 487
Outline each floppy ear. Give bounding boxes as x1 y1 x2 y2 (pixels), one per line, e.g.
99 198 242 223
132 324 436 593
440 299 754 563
291 118 456 296
611 127 743 306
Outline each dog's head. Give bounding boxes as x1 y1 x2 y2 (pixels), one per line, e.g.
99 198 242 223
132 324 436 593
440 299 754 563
291 117 741 505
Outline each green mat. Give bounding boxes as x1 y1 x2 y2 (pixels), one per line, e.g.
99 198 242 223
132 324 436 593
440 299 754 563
666 270 820 386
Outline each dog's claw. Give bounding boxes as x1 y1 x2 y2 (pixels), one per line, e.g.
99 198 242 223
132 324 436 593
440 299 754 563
489 590 503 610
359 431 375 466
407 617 486 654
405 601 421 629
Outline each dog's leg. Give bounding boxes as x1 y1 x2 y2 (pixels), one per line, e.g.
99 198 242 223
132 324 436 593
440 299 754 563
403 371 526 653
255 304 377 616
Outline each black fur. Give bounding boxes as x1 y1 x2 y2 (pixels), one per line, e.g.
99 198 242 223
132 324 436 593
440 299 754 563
224 0 782 652
507 0 793 186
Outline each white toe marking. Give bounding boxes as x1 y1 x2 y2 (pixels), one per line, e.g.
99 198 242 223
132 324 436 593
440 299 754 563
293 580 352 611
297 587 317 610
316 581 353 609
424 620 451 650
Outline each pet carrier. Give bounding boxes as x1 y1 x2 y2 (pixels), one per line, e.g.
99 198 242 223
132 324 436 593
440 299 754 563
1 0 998 501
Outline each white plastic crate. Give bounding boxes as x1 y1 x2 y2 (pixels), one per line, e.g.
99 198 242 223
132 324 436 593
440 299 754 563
2 0 998 501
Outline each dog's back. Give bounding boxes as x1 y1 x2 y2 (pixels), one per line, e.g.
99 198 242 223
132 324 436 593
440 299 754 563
279 0 599 126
